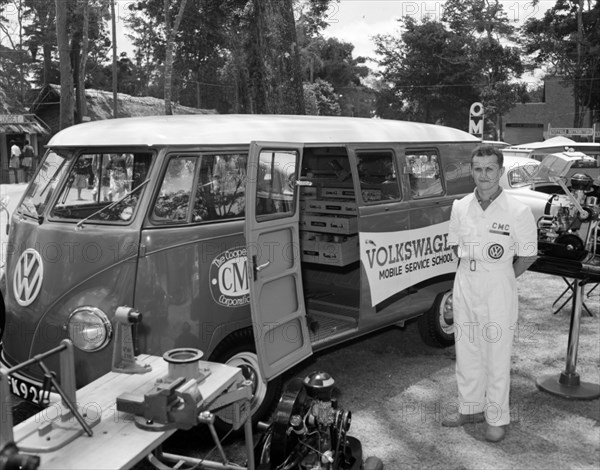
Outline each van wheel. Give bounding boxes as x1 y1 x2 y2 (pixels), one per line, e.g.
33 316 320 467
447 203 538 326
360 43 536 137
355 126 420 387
418 290 454 348
209 328 282 433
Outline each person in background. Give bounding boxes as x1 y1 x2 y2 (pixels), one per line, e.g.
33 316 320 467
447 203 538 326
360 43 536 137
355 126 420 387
443 145 537 443
73 157 92 200
21 140 35 183
9 140 21 184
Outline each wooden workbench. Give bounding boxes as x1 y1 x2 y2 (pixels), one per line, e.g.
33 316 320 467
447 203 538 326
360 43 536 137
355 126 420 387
13 355 246 470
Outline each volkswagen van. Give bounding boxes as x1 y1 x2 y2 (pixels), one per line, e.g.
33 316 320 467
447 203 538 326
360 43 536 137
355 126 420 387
1 114 483 428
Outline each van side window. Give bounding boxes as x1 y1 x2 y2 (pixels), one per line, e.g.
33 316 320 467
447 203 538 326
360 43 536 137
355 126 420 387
193 154 247 221
256 150 297 217
406 149 444 198
356 150 400 202
153 155 197 222
152 153 247 224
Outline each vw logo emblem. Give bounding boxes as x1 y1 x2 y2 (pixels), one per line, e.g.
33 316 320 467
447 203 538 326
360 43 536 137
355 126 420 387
13 249 44 306
488 243 504 260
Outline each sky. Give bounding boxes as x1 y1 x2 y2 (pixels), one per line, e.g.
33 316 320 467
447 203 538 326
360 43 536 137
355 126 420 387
321 0 555 60
109 1 555 57
0 0 557 84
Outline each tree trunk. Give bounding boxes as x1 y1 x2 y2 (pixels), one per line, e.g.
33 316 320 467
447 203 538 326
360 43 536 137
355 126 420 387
163 0 188 115
277 0 305 114
43 43 53 85
78 0 89 122
55 0 74 129
246 0 305 114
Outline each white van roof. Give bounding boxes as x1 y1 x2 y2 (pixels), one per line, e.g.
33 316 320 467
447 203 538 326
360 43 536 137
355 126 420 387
48 114 480 147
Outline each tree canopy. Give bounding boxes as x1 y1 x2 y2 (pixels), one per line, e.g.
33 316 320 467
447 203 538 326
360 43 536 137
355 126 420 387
521 0 600 126
374 0 527 136
0 0 598 130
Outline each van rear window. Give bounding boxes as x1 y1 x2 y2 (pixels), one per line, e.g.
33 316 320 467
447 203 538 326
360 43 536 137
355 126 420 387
152 153 247 224
406 149 444 198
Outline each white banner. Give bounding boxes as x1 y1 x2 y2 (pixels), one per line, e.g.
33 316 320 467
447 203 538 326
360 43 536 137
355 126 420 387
360 222 458 306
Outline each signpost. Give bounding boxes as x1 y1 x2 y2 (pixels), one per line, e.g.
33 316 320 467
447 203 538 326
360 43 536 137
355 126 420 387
547 124 598 141
469 102 484 137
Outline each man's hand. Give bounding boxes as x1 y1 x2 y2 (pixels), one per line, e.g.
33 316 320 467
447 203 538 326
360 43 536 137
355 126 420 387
513 256 537 278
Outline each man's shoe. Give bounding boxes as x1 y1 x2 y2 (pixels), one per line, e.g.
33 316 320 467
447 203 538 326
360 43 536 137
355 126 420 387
442 412 485 427
485 424 506 442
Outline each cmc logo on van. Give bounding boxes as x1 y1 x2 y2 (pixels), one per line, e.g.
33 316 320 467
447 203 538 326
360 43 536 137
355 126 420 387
209 248 250 308
13 248 44 307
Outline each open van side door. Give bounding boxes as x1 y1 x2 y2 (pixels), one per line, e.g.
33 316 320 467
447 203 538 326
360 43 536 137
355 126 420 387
245 141 313 380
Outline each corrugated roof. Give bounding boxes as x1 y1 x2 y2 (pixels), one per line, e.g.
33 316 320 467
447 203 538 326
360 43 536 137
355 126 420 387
0 114 51 135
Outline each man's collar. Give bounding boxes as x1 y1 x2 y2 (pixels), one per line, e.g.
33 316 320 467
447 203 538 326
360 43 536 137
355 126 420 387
475 187 503 204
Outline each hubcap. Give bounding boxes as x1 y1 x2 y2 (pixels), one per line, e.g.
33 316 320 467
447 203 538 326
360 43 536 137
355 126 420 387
217 351 267 424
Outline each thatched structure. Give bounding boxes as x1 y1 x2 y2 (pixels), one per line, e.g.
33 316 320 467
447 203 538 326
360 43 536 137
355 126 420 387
30 84 217 138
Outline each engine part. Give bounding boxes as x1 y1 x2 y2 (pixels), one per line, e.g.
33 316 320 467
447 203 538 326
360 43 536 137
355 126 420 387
570 173 594 191
256 372 383 470
0 442 40 470
537 171 599 260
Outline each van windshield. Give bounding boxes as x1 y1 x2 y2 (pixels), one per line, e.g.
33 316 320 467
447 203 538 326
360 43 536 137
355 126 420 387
18 150 153 224
46 151 153 223
19 150 71 219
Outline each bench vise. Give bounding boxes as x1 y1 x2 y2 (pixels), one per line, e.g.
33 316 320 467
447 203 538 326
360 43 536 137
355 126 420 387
116 348 209 431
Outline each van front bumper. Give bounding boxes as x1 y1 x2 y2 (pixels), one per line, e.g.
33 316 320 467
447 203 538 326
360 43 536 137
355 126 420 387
0 349 60 407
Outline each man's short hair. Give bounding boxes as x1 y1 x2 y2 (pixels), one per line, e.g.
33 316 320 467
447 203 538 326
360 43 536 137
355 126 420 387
471 144 504 168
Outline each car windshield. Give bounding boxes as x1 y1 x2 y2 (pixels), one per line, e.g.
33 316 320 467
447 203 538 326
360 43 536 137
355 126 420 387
507 163 540 188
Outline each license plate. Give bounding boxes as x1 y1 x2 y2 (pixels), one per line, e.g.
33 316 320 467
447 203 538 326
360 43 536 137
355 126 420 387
6 374 49 406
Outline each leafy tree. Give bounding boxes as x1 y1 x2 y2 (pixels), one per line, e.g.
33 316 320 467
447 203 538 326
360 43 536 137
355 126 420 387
521 0 600 126
22 0 57 86
443 0 525 137
374 17 479 127
374 0 525 135
295 2 372 117
304 79 341 115
163 0 189 115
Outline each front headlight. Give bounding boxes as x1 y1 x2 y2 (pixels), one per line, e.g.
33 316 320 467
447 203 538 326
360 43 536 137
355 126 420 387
66 307 112 351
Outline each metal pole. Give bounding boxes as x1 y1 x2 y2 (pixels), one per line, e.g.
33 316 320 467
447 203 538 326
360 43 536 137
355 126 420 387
536 279 600 399
560 280 584 384
111 0 118 118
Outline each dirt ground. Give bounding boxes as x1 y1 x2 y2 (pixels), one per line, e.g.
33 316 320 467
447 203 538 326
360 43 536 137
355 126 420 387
4 185 599 470
142 270 599 470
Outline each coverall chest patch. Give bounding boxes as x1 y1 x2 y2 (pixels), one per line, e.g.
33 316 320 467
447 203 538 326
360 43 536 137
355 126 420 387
488 243 504 259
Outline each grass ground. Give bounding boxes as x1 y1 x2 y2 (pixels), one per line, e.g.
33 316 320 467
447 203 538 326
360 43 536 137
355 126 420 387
7 271 599 469
151 270 599 470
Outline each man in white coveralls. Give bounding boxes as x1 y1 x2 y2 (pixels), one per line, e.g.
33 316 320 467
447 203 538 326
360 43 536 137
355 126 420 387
443 145 538 442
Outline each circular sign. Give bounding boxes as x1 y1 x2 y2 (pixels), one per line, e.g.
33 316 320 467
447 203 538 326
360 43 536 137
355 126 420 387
209 248 250 308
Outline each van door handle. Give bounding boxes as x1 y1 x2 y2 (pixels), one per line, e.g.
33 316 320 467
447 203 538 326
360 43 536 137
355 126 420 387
252 256 271 280
256 260 271 271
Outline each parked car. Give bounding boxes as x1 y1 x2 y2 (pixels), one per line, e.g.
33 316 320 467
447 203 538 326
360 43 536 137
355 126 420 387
501 155 564 223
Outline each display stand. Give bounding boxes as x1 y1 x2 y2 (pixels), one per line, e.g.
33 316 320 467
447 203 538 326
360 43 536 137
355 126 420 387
530 253 600 400
551 277 594 316
536 278 600 400
8 354 255 469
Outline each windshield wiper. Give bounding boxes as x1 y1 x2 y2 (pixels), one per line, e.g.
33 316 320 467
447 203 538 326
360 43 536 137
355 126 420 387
76 179 150 229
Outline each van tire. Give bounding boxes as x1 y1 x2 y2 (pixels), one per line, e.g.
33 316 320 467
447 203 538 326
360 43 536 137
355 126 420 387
418 290 455 348
209 328 282 433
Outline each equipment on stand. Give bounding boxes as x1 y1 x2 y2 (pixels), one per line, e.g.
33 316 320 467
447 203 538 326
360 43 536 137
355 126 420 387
530 152 600 400
255 371 383 470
